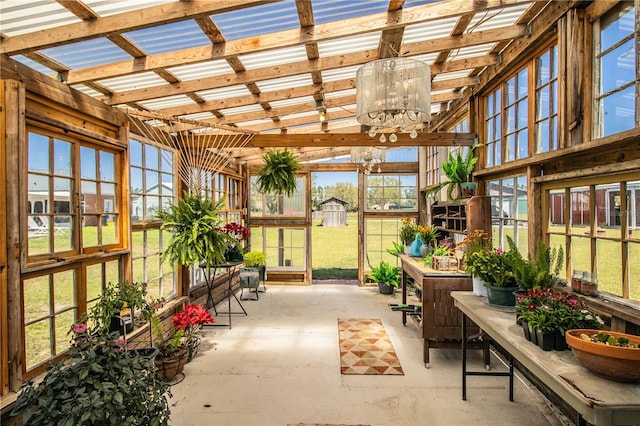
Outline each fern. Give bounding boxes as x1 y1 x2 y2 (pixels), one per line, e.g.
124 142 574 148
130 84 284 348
255 149 301 196
506 236 564 290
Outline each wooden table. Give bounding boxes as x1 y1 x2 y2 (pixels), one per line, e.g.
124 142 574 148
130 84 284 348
452 291 640 426
398 254 489 367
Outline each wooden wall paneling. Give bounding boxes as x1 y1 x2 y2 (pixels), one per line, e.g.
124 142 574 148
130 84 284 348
0 81 8 396
566 8 586 146
3 80 25 392
527 165 543 258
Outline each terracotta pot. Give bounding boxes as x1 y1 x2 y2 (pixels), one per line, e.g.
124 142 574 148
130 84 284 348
565 329 640 383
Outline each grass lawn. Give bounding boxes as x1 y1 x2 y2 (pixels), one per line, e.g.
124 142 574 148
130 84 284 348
311 212 358 279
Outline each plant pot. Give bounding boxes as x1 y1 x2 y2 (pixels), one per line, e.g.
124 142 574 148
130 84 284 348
472 276 487 297
239 267 260 288
522 320 531 341
536 329 555 351
554 329 568 351
486 285 519 306
420 242 433 258
460 182 477 198
378 282 394 295
154 345 188 381
409 234 422 257
129 347 160 364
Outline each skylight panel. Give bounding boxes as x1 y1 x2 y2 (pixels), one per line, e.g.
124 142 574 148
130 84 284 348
313 0 388 25
407 53 438 66
403 17 459 43
317 32 380 57
255 75 314 93
10 55 55 75
168 60 234 81
466 3 531 32
124 21 210 54
219 104 265 116
197 86 252 101
432 70 472 82
451 43 495 60
0 1 78 36
239 46 308 71
236 119 273 128
137 95 195 110
269 96 315 109
280 110 317 120
85 0 173 17
40 38 132 69
98 72 167 92
180 112 217 122
321 65 360 82
325 89 356 99
70 84 104 98
213 1 299 41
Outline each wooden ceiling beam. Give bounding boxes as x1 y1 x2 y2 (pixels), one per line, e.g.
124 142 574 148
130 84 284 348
61 0 529 84
0 0 273 54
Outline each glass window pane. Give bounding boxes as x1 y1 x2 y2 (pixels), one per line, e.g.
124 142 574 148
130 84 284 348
82 181 98 213
54 139 72 177
600 4 634 52
100 151 115 181
146 170 159 192
29 133 49 172
80 147 96 180
54 310 75 355
53 217 73 252
161 150 173 172
548 189 566 229
53 270 75 313
596 239 622 296
103 216 118 245
130 139 142 167
536 119 550 153
28 229 50 256
602 86 635 136
145 144 159 170
23 276 50 323
629 242 640 300
82 216 99 247
570 236 591 272
570 187 590 234
25 320 52 370
131 167 143 193
537 51 550 84
86 264 104 302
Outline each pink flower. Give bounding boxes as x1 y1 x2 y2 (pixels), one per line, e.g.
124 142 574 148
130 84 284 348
73 323 88 334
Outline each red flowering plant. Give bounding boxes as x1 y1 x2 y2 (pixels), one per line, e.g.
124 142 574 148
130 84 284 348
173 303 214 341
218 222 251 245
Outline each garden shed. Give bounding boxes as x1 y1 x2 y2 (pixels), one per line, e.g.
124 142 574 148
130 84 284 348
1 1 640 425
319 197 348 227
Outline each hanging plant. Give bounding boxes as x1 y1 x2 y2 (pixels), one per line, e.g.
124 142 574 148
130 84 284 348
255 149 301 197
157 193 232 267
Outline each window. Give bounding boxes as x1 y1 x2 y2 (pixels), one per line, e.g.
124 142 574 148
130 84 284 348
250 176 306 217
365 174 417 211
365 218 405 269
594 2 638 137
250 226 306 270
545 173 640 301
483 44 559 165
487 175 528 253
130 137 177 300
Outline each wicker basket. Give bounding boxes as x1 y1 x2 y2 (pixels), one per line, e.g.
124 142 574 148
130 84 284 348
431 254 459 271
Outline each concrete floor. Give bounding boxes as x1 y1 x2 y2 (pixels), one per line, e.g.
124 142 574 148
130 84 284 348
169 284 573 426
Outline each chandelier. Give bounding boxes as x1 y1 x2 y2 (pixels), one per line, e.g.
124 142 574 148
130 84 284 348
350 146 386 175
356 57 431 143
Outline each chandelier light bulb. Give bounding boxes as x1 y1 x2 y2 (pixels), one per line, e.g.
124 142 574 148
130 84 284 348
379 134 387 143
368 127 377 137
410 129 418 139
389 133 398 143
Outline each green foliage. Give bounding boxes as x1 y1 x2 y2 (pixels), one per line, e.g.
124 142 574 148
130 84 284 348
465 248 516 287
88 281 153 334
425 144 480 200
151 314 185 358
386 241 405 256
506 236 564 290
399 217 418 245
256 149 301 196
367 261 401 288
13 324 171 425
243 251 267 267
156 193 231 268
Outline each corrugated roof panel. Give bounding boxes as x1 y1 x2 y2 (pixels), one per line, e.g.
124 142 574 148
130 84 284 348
197 85 252 101
280 110 317 120
313 0 388 25
137 95 195 110
451 43 496 60
219 104 265 116
432 69 472 82
403 17 459 44
466 3 531 32
40 38 132 68
124 20 210 54
237 118 273 127
180 112 217 121
407 53 438 66
325 89 356 99
213 1 299 41
70 84 104 98
0 1 77 36
239 45 308 71
321 65 360 82
269 96 315 109
317 32 380 57
85 0 173 17
168 60 234 81
98 72 167 92
9 55 56 75
255 75 314 92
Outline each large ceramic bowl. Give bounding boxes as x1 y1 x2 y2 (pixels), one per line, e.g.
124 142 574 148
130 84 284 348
565 329 640 383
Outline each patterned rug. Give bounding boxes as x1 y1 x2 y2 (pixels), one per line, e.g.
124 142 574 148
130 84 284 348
338 318 404 375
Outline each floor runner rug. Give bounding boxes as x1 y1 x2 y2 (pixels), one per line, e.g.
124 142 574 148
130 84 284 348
338 318 404 375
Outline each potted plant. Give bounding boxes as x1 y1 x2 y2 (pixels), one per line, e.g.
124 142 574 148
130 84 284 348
425 144 480 200
172 304 214 362
416 224 438 257
151 313 188 381
399 217 418 254
460 229 492 296
368 261 401 295
255 149 301 196
88 281 153 335
218 222 251 261
506 236 564 291
12 321 171 425
239 251 267 299
465 247 518 305
157 193 232 268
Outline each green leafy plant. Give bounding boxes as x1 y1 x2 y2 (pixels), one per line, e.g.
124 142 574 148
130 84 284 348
416 224 438 244
12 322 171 425
255 149 301 196
386 241 405 256
151 314 185 358
465 248 516 287
88 281 153 334
506 236 564 290
243 250 267 267
367 261 401 288
157 193 232 268
425 144 480 200
399 217 418 245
